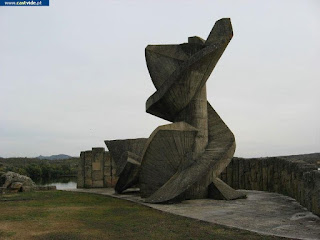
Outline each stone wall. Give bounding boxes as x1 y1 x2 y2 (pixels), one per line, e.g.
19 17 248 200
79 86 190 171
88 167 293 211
220 157 320 216
77 148 118 188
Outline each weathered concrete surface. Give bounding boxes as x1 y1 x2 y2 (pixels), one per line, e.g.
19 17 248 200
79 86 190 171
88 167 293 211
68 188 320 240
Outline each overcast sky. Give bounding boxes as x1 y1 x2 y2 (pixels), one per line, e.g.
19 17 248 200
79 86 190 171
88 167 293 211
0 0 319 158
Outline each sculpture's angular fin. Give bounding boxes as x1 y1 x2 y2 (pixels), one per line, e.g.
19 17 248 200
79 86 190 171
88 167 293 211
115 152 141 194
104 138 147 176
206 18 233 45
105 138 147 193
208 177 246 200
145 46 185 89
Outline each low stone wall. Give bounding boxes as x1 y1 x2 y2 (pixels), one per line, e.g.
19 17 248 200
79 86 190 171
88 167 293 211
77 148 118 188
220 157 320 216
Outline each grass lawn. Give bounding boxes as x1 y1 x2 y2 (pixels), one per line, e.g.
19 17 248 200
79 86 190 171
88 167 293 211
0 191 286 240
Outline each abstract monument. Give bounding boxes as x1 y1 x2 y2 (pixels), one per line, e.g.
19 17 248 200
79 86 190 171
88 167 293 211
105 18 246 203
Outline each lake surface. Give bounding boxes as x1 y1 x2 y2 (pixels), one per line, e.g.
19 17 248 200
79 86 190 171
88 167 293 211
35 177 77 190
43 181 77 190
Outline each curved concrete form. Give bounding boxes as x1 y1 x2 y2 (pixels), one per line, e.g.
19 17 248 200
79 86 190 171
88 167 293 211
139 18 245 203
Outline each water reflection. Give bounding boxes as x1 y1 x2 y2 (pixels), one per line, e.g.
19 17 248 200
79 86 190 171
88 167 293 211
44 181 77 190
35 177 77 190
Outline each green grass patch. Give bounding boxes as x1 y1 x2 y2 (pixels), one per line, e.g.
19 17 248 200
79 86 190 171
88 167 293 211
0 191 285 240
0 230 16 237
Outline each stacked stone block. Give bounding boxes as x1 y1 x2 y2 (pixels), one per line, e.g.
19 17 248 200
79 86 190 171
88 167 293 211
77 152 85 188
84 151 93 187
103 152 111 187
91 148 104 187
103 152 119 187
220 157 320 216
77 148 118 188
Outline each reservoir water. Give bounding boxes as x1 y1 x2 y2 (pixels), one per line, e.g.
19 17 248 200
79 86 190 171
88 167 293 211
35 177 77 190
43 181 77 190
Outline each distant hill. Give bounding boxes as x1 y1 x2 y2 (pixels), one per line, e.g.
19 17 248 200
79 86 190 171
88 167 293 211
36 154 72 160
280 152 320 159
280 153 320 166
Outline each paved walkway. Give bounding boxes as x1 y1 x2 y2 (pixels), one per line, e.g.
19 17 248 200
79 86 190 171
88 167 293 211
67 188 320 240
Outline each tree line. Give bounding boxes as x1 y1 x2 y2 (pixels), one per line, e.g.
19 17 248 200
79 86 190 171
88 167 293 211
0 157 79 181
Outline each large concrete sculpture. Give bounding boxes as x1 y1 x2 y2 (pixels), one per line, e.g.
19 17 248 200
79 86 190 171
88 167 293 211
105 18 245 203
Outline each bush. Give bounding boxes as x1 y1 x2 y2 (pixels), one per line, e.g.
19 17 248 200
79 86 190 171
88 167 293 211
25 164 43 180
